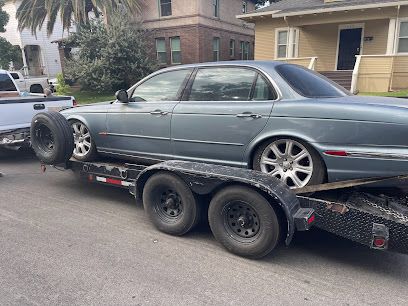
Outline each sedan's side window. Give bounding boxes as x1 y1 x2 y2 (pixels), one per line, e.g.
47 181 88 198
188 67 256 101
131 69 191 102
252 75 274 101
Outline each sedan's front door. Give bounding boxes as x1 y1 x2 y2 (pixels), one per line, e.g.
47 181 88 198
171 66 277 167
105 69 192 161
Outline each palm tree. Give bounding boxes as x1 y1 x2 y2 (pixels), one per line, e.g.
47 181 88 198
16 0 141 35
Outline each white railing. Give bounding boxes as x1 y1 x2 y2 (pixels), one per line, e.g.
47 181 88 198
351 55 362 94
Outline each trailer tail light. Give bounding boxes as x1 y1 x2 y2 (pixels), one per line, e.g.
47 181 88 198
73 99 78 107
294 208 315 231
371 223 389 250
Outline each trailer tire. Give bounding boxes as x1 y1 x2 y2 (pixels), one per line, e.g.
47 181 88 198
143 172 200 236
208 186 280 259
31 112 74 164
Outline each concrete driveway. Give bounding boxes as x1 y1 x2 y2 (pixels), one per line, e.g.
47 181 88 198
0 150 407 305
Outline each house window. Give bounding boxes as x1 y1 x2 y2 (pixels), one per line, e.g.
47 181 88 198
213 37 220 61
230 39 235 57
276 30 288 58
276 28 299 59
213 0 220 17
242 1 248 14
398 21 408 53
159 0 172 17
240 41 249 60
155 38 167 64
170 36 181 64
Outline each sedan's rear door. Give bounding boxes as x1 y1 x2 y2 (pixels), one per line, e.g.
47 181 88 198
171 66 277 167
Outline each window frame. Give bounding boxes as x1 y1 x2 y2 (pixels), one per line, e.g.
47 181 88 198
213 0 220 18
158 0 172 17
155 38 167 65
181 65 278 102
397 19 408 54
213 37 220 61
275 27 299 59
229 39 235 57
170 36 181 65
127 68 193 103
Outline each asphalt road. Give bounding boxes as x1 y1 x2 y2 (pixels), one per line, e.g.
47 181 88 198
0 150 407 306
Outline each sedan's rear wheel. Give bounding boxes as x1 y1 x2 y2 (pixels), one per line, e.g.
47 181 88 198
70 120 97 161
253 138 325 188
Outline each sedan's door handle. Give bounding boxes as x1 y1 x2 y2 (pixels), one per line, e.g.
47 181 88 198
236 113 262 119
150 110 169 116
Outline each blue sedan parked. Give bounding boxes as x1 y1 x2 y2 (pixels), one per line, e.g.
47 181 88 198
61 61 408 188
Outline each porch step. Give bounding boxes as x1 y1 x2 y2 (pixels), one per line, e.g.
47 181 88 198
319 71 353 90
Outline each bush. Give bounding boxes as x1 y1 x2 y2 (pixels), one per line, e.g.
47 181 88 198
64 14 157 92
55 73 70 95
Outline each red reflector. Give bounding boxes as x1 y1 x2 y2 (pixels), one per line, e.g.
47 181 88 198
307 214 315 224
73 99 78 107
374 237 386 248
324 150 348 156
88 174 94 181
106 178 122 185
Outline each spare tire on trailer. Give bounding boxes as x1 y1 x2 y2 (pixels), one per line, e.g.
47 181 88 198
31 112 74 164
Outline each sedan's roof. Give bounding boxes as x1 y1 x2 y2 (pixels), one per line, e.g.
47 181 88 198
158 61 284 72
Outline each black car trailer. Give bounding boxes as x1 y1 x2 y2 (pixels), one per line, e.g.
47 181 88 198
31 112 408 259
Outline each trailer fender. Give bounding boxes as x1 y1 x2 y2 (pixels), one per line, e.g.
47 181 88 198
136 160 301 245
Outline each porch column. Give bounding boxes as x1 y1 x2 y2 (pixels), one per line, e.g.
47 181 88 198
287 28 295 58
386 18 397 55
21 46 29 76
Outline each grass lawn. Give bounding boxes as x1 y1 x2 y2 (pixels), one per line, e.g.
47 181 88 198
359 89 408 97
63 87 115 104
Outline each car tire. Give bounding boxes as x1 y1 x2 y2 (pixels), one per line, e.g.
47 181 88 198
31 112 74 164
70 120 97 162
30 84 44 94
208 186 280 259
253 138 325 188
143 172 200 236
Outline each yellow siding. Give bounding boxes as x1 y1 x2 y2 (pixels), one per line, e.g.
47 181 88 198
357 57 393 92
363 19 388 55
254 19 286 60
391 57 408 90
298 24 338 71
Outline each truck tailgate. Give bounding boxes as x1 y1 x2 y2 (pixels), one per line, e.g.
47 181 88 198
0 96 73 130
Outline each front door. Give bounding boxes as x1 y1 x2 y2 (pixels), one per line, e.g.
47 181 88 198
105 69 192 162
337 27 362 70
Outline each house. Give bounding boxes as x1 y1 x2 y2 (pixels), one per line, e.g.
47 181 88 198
0 0 72 77
140 0 256 65
238 0 408 93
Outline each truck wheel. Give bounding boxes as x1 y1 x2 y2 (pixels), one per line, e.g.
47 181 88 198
143 172 200 236
31 112 74 164
208 186 280 259
30 84 44 94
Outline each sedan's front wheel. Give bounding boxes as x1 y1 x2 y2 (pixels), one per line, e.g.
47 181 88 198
70 120 97 161
253 138 325 188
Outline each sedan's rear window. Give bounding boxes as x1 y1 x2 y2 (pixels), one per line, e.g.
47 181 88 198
275 64 351 98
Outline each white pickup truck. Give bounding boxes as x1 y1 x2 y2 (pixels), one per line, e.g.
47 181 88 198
9 71 49 94
0 69 75 149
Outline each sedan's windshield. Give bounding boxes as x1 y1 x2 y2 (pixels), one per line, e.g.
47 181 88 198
276 64 352 98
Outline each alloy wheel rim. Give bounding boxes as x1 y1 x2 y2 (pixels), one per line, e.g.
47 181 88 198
260 139 313 188
72 122 92 157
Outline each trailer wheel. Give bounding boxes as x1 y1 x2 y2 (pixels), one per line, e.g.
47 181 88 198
208 186 280 259
143 172 200 236
31 112 74 164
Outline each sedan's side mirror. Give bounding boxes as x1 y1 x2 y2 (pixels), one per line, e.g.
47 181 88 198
115 89 129 103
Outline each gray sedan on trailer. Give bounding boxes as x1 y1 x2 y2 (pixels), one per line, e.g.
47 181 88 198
61 61 408 188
